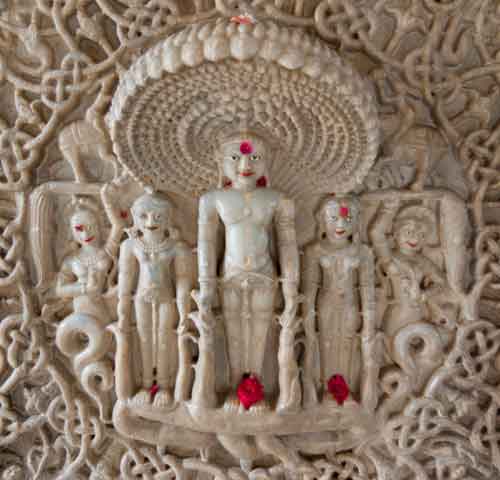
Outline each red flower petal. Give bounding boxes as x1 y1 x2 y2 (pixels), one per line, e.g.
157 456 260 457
120 210 128 219
327 374 350 405
223 179 233 188
237 374 264 410
240 141 253 155
149 383 159 400
339 206 349 218
256 176 267 188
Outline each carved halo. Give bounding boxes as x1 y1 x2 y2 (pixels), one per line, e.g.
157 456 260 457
107 19 379 243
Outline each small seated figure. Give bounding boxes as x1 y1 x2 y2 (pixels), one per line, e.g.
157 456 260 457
197 131 299 409
55 193 124 420
118 192 193 407
303 196 378 409
370 198 450 338
370 198 457 389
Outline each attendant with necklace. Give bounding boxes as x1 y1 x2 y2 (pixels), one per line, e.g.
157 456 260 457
118 192 193 407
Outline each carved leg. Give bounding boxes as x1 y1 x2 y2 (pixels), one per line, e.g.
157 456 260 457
135 301 154 402
155 301 178 407
249 283 275 381
222 285 244 387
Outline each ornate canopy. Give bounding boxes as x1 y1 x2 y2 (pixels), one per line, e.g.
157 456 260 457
107 19 379 227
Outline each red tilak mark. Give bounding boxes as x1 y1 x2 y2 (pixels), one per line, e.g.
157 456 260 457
150 382 159 400
74 225 84 232
237 374 264 410
339 206 349 218
240 141 253 155
256 176 267 188
120 210 128 219
328 374 350 406
230 14 256 25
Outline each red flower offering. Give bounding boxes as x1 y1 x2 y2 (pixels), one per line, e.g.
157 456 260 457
149 382 159 400
240 141 253 155
237 374 264 409
256 176 267 188
339 205 349 218
328 374 350 405
230 13 256 25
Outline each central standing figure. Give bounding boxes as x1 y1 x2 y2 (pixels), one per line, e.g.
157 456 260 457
197 131 299 407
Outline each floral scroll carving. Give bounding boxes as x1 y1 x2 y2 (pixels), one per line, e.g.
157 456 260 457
0 1 499 480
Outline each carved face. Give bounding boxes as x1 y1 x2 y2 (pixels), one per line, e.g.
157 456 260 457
132 195 171 236
221 138 267 189
323 200 357 243
395 219 426 253
70 210 100 246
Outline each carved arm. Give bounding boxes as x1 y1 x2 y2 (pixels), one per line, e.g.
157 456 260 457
302 244 321 326
175 242 194 326
359 246 379 412
117 239 138 330
197 192 219 310
101 183 126 258
275 196 300 307
55 260 85 298
369 199 399 265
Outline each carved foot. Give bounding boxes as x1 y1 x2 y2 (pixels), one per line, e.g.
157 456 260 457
322 390 357 406
132 389 151 406
275 399 300 415
249 399 270 416
223 394 241 413
153 390 173 408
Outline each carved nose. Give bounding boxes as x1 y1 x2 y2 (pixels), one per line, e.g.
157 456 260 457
239 156 250 171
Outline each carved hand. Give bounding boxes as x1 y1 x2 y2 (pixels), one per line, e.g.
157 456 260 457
198 282 217 313
85 271 100 295
282 281 299 312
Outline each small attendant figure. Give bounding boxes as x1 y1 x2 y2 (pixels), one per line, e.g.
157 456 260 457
118 192 193 407
303 195 378 409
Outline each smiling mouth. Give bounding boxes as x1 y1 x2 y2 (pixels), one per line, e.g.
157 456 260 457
335 229 346 235
146 226 159 231
407 241 418 248
239 171 254 177
85 237 95 243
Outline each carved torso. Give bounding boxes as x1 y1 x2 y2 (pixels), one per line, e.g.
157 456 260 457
207 188 284 278
125 238 180 302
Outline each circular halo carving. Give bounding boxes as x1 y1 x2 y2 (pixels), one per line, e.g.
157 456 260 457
108 20 379 240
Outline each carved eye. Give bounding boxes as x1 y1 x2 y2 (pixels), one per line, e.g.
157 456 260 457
346 216 352 223
74 225 84 232
231 154 239 161
250 154 260 161
140 213 147 219
154 213 161 222
330 216 337 222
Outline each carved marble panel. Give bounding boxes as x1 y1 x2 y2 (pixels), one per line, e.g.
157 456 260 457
0 1 499 480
